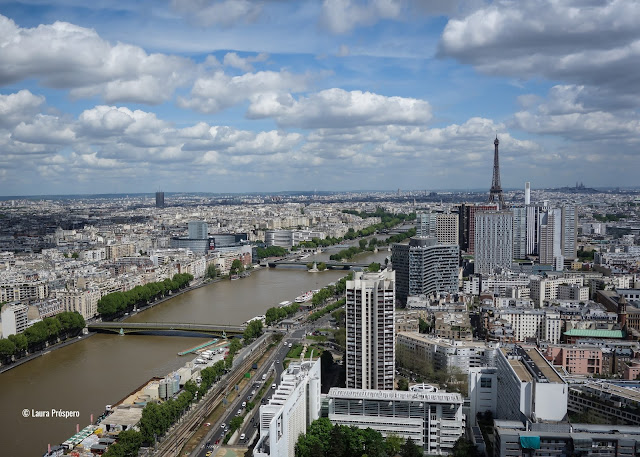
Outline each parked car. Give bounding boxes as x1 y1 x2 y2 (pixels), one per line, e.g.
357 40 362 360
240 433 246 441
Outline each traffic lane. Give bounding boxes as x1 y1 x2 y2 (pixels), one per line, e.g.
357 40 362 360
199 338 290 455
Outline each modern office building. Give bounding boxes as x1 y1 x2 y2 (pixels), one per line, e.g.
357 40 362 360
155 191 164 208
254 360 321 457
188 221 208 240
512 206 527 260
461 204 498 253
474 211 513 275
169 237 212 254
494 421 640 457
539 205 578 269
391 237 459 304
468 367 498 426
0 303 29 337
327 387 465 456
495 345 567 422
416 212 459 245
264 229 325 248
346 269 395 390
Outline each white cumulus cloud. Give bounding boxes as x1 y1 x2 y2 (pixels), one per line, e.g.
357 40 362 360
247 88 432 128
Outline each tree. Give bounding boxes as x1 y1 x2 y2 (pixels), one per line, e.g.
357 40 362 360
418 317 431 334
230 259 244 275
367 262 381 272
400 437 422 457
230 416 244 431
397 377 409 391
244 319 263 340
205 263 218 279
0 338 16 361
71 252 79 259
8 333 27 354
452 437 478 457
385 434 404 456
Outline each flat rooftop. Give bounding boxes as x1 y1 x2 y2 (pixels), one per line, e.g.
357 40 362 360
524 348 563 384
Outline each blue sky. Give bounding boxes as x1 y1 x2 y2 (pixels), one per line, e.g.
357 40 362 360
0 0 638 196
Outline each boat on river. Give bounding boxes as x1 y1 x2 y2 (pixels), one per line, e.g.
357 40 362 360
295 291 313 303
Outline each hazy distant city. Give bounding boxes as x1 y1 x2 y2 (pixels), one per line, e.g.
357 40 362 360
1 1 640 457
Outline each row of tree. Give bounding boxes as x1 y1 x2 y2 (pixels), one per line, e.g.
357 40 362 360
256 246 289 259
296 418 423 457
0 311 85 363
265 301 302 326
329 227 416 261
308 298 346 322
97 273 194 319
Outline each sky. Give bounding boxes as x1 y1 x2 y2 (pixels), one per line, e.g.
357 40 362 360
0 0 638 196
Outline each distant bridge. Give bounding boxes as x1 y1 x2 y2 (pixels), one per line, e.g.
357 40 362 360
268 260 372 269
87 322 246 337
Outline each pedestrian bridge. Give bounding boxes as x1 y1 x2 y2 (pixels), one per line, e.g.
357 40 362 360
87 322 246 337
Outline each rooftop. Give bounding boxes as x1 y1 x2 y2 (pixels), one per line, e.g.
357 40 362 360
328 387 463 404
564 329 625 338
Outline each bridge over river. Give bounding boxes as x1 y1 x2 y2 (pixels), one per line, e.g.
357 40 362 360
267 260 372 269
87 321 246 337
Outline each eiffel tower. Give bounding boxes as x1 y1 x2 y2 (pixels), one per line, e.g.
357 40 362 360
488 135 506 209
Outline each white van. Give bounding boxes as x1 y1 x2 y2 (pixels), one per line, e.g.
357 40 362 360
262 373 267 381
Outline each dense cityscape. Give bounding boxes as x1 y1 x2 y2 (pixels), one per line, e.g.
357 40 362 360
2 1 640 457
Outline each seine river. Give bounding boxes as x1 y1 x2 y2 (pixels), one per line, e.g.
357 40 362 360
1 249 388 456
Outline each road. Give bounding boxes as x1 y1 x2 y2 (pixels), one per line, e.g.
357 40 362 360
193 336 294 457
185 299 343 457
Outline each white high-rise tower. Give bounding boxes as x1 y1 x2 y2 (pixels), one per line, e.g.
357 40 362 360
346 269 395 390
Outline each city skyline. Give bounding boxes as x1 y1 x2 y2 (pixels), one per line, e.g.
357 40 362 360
0 1 638 196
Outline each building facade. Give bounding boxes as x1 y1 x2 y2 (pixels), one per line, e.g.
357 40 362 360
346 269 395 390
0 303 29 337
327 387 465 456
392 237 459 304
254 360 321 457
474 211 513 275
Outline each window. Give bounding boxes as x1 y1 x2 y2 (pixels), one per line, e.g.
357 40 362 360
480 378 492 388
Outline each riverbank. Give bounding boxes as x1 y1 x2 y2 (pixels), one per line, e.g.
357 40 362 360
0 275 225 374
0 331 96 375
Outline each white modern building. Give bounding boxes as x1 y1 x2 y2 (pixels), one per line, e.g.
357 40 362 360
468 367 498 426
529 275 584 306
495 346 567 422
254 360 321 457
327 387 465 456
346 269 395 390
474 211 513 275
1 303 29 337
397 332 498 374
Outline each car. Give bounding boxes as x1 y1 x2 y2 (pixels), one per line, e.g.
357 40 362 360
288 343 292 348
215 439 220 445
253 422 258 428
241 401 246 408
272 383 276 389
275 359 279 364
237 409 242 415
251 390 256 395
240 433 246 441
247 395 252 400
206 452 213 457
221 423 226 429
224 426 229 432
